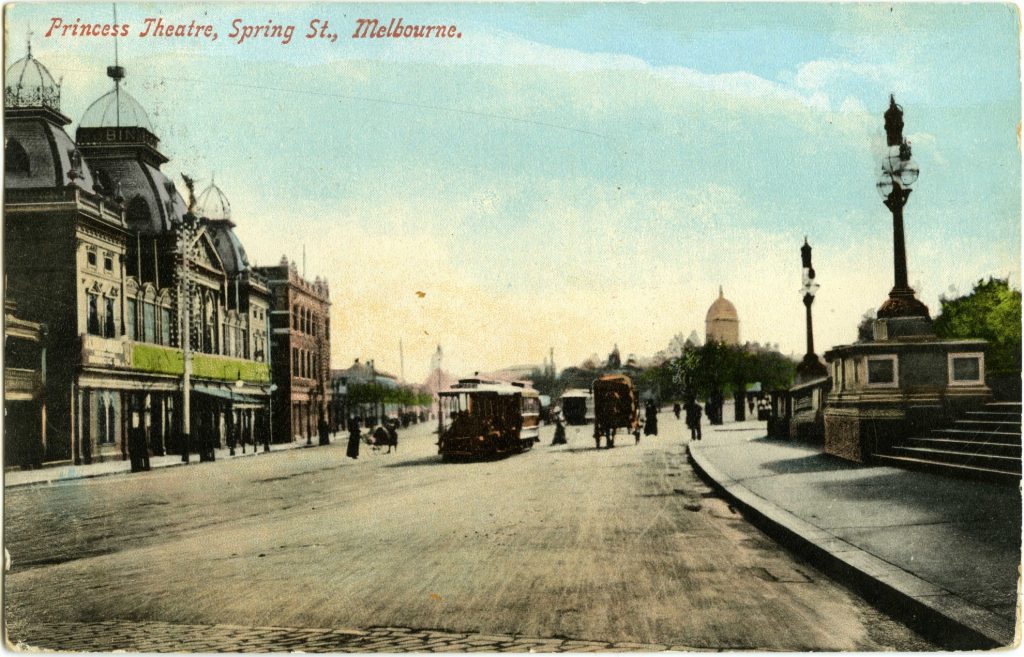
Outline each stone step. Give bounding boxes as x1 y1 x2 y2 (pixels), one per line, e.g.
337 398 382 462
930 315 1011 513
953 419 1021 432
905 437 1021 457
931 428 1021 443
873 453 1021 483
985 401 1022 410
964 411 1021 423
889 445 1021 473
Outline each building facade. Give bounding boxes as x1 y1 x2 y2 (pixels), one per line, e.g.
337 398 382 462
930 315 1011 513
4 46 272 465
4 298 47 468
255 258 331 443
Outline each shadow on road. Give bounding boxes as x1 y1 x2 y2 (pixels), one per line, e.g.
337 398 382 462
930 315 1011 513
561 444 639 454
760 453 861 475
382 452 522 468
381 455 446 468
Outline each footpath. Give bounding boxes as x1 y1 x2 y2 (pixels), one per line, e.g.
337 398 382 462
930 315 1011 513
688 420 1021 649
4 437 328 489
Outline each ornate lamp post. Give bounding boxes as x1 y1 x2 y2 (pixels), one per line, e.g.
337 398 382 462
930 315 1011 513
796 238 827 381
875 95 929 321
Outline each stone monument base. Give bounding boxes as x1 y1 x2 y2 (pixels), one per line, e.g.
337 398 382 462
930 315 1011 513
823 337 990 464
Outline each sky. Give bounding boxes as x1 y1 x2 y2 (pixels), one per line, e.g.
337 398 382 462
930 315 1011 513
6 3 1021 382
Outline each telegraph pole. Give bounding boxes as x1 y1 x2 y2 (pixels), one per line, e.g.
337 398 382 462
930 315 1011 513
177 216 194 463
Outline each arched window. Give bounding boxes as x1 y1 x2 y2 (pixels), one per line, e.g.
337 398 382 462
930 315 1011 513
87 292 101 335
143 301 156 343
158 292 172 346
127 196 151 230
104 297 116 338
5 139 29 174
126 297 138 340
96 169 115 197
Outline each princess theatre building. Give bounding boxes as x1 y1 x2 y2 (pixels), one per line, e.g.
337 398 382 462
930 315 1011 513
2 46 304 466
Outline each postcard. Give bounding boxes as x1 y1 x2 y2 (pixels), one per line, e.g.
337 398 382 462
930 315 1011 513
2 2 1020 652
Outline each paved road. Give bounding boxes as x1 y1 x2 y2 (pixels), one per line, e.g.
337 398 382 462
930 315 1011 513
4 416 935 651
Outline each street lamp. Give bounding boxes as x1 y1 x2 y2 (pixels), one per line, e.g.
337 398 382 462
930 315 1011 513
307 385 316 446
265 382 277 452
796 238 827 381
229 378 243 456
875 95 928 320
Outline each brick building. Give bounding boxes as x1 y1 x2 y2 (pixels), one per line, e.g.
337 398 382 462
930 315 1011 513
255 258 331 443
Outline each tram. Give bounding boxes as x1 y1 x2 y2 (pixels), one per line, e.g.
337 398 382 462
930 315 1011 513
437 378 541 458
560 389 593 425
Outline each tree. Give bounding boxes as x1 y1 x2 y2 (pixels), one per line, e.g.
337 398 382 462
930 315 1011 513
934 278 1022 373
856 308 876 343
525 367 557 398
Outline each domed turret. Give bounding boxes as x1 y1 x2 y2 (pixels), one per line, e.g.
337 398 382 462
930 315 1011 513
196 180 232 222
4 44 97 194
200 180 251 275
74 62 179 234
4 46 61 112
705 286 740 345
79 87 153 131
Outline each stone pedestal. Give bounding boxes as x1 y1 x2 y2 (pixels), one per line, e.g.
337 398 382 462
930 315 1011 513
823 331 990 463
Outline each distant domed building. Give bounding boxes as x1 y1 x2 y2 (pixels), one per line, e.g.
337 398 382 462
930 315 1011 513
705 286 740 345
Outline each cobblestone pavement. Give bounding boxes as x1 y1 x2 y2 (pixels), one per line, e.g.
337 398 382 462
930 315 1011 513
9 620 695 652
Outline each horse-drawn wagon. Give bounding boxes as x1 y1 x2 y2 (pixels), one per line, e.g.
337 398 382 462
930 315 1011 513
592 374 640 449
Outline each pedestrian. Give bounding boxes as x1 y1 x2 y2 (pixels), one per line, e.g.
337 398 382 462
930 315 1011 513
685 400 703 441
747 396 755 418
346 416 361 459
644 400 658 436
551 417 567 445
372 424 389 452
318 418 330 446
386 419 399 454
673 402 681 420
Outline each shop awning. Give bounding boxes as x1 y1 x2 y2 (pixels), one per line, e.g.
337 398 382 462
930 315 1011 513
192 384 264 405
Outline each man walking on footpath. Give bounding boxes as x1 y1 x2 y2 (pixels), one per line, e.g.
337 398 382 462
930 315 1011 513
318 418 330 446
685 399 703 441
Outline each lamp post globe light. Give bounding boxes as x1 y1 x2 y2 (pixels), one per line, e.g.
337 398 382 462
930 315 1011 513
796 237 827 381
875 95 930 325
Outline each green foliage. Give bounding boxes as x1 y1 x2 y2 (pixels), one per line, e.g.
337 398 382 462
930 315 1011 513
655 342 796 400
934 278 1022 373
525 368 558 398
347 382 431 407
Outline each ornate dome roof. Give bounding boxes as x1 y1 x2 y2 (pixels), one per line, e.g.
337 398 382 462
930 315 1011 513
207 222 251 275
196 181 231 221
5 49 61 111
706 286 738 322
80 87 152 131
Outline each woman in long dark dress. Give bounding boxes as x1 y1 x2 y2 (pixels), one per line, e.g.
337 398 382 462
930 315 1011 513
346 417 361 459
644 401 658 436
551 418 567 445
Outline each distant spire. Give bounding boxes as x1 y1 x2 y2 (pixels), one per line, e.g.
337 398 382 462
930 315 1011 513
26 26 33 57
718 285 724 298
